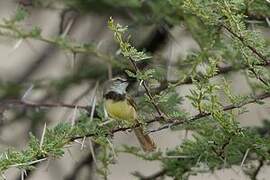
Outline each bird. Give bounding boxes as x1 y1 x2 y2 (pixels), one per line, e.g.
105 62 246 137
103 77 156 152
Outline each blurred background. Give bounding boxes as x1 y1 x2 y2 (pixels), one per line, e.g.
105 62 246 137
0 0 270 180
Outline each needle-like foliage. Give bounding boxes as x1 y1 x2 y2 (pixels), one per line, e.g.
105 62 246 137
0 1 269 179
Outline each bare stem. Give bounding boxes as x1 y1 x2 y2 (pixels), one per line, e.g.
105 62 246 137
133 169 167 180
222 25 270 63
0 99 90 111
128 58 165 117
2 92 270 173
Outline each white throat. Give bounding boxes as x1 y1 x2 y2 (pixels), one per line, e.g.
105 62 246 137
105 80 129 95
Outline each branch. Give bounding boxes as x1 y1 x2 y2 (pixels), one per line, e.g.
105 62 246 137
0 23 117 66
250 159 264 180
0 99 90 111
156 63 267 92
133 169 167 180
2 92 270 138
129 57 165 117
211 137 231 160
70 92 270 141
222 25 270 87
1 92 270 174
148 92 270 133
167 28 270 92
248 67 269 87
222 25 270 63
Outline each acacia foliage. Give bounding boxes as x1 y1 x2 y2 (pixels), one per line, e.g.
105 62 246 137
0 0 270 179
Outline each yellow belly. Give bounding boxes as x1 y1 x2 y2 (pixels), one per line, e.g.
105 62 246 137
104 99 137 122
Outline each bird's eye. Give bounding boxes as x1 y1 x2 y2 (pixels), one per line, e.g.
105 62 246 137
120 79 127 82
115 77 127 82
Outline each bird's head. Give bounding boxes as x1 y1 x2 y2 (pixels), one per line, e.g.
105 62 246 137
104 77 129 95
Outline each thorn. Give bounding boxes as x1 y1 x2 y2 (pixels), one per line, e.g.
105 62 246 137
115 49 121 55
98 119 114 126
104 106 108 119
21 84 34 102
10 158 47 168
71 105 78 126
74 140 83 146
61 18 75 38
74 139 88 150
139 80 144 87
266 17 270 27
12 39 23 52
107 138 117 159
21 170 24 180
21 170 26 180
89 82 99 121
97 40 104 50
39 123 47 150
90 97 96 121
81 136 86 150
241 148 250 167
88 138 97 164
72 52 76 71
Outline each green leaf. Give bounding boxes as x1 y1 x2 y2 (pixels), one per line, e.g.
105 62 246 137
13 8 28 22
108 17 151 61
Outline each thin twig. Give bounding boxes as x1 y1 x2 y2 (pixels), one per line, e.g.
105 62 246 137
128 57 165 117
133 169 167 180
241 148 250 167
222 25 270 63
2 92 270 173
250 159 264 180
39 123 47 150
0 99 90 111
152 61 270 95
147 92 270 134
2 92 270 138
73 92 270 139
88 138 97 164
9 158 47 168
0 23 116 65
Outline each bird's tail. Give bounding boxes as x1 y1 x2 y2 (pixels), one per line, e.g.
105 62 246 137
134 126 156 152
